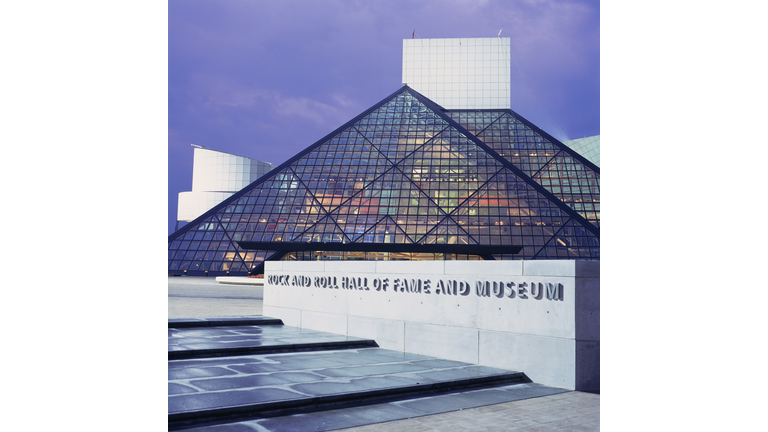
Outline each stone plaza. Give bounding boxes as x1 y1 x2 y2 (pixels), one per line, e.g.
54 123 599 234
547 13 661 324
168 274 599 431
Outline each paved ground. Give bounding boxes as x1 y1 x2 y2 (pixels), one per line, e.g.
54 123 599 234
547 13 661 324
169 276 263 318
168 277 599 431
335 391 600 432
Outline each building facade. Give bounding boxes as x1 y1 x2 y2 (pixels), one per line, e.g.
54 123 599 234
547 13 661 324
563 135 600 167
176 146 274 229
168 85 599 276
402 37 511 109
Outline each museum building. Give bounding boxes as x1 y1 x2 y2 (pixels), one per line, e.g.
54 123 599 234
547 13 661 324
176 145 275 231
168 83 599 276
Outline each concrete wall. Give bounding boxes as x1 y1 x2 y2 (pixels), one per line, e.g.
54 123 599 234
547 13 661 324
263 260 599 392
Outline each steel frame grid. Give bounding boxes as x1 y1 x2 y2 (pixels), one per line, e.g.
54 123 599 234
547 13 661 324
169 85 599 275
446 109 600 175
404 87 598 237
448 109 600 228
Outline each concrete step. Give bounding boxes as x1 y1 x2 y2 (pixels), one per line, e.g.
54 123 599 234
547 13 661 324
169 316 282 328
168 347 527 430
169 323 378 360
167 318 568 431
172 382 570 432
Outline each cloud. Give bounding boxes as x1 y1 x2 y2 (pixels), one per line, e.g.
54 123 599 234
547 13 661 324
187 74 357 129
168 0 599 234
273 94 351 126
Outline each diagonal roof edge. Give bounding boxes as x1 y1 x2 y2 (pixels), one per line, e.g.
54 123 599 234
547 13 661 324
446 109 600 174
403 86 599 238
170 85 599 243
170 86 415 243
503 108 600 174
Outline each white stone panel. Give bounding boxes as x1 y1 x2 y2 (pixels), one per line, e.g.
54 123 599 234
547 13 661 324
479 331 575 390
263 260 598 391
301 310 348 335
263 305 301 327
347 316 405 351
473 277 576 339
404 322 479 364
268 262 578 338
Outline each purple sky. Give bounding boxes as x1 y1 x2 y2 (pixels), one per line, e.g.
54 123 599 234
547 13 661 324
168 0 600 234
13 4 768 423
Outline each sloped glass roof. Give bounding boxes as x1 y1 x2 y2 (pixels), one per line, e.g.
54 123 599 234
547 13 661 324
169 86 599 275
448 110 600 228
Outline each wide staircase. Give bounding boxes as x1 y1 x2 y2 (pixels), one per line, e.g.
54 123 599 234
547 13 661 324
168 316 568 431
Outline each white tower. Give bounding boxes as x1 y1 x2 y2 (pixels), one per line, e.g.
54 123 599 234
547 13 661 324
177 146 274 225
402 37 511 109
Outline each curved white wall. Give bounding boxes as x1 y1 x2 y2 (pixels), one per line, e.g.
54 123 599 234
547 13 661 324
190 148 273 193
177 191 234 221
177 147 274 222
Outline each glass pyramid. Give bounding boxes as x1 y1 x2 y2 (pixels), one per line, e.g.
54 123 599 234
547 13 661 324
169 86 599 276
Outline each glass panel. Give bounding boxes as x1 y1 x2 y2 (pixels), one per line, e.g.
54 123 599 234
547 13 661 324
169 88 598 274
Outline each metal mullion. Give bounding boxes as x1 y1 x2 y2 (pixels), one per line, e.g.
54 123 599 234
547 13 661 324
428 168 505 246
286 167 352 243
288 166 333 216
387 215 417 244
388 160 478 245
323 164 399 218
531 218 572 259
445 213 480 246
413 211 476 246
394 137 504 227
530 153 599 224
322 124 444 217
406 87 599 238
349 160 424 245
356 123 451 167
467 111 507 137
214 214 250 271
289 212 351 244
445 167 505 218
168 86 417 245
394 124 452 165
417 211 476 245
389 163 449 216
387 126 480 216
530 150 562 180
498 107 599 174
349 125 399 184
348 215 391 243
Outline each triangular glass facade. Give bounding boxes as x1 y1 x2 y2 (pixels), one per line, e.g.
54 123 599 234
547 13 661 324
169 86 599 276
448 110 600 228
